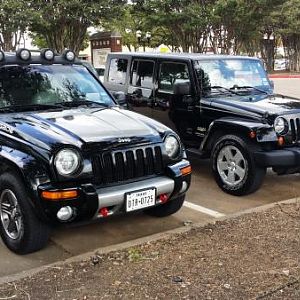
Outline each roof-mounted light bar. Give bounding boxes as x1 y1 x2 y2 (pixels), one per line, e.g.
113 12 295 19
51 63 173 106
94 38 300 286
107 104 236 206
0 48 77 65
16 48 31 61
63 49 75 62
0 50 5 62
41 48 55 61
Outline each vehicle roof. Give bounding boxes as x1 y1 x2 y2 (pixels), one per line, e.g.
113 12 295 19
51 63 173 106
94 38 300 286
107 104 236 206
108 52 260 61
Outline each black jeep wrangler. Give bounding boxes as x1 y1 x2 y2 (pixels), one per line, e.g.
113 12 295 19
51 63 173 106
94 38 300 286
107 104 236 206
104 52 300 196
0 49 191 254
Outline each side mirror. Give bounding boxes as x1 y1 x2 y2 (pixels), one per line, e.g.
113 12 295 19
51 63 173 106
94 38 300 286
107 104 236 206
112 91 127 106
173 82 191 96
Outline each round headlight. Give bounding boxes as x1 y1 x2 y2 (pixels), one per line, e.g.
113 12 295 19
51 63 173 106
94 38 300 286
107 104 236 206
164 135 180 158
17 48 31 61
54 149 80 176
274 117 288 134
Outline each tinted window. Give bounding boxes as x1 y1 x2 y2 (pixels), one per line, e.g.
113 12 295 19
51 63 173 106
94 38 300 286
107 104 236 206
158 62 190 93
108 58 128 85
130 60 154 89
0 65 113 108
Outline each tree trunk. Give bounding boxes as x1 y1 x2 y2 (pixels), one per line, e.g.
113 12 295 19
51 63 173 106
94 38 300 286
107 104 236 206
1 31 14 51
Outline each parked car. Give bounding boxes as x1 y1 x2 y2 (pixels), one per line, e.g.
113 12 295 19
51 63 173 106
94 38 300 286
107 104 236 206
104 52 300 196
0 49 191 254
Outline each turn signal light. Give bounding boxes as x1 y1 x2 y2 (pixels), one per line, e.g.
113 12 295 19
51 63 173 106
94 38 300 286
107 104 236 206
278 136 285 146
41 189 78 201
249 131 256 139
180 165 192 176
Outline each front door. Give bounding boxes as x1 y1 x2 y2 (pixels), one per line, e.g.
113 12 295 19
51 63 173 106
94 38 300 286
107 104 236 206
127 59 155 119
154 61 201 146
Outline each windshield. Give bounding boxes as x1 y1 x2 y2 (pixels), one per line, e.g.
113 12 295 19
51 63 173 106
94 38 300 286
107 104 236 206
0 65 114 110
194 59 272 96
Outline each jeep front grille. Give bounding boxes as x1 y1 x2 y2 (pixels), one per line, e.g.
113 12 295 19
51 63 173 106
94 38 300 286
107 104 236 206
92 146 164 185
289 118 300 142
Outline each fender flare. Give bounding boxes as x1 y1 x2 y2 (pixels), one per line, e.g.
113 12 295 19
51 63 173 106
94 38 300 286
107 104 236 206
200 118 276 153
0 146 51 213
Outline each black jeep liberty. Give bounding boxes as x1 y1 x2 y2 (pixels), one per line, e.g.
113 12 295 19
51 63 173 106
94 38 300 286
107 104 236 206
104 52 300 196
0 49 191 254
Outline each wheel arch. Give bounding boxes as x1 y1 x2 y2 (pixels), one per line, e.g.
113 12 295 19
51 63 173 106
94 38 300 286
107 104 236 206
0 148 51 208
200 118 272 155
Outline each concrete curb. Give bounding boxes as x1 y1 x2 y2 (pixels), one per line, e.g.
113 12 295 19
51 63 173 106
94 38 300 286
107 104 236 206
0 196 299 285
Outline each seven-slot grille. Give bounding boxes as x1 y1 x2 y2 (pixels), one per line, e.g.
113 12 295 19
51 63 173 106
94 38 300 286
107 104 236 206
92 146 164 185
289 117 300 142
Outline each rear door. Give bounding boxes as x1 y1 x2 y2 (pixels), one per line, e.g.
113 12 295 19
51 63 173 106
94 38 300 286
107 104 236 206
127 59 155 119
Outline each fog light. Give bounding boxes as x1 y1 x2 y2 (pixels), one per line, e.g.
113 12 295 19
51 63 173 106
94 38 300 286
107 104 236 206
57 206 74 221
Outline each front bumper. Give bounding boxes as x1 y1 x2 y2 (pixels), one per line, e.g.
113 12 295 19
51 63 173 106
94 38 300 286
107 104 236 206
37 159 191 224
254 147 300 167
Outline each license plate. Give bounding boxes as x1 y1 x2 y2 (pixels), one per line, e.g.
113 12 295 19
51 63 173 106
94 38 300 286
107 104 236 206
126 188 156 212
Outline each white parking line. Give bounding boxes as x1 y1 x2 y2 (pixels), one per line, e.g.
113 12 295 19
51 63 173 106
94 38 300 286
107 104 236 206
183 201 226 218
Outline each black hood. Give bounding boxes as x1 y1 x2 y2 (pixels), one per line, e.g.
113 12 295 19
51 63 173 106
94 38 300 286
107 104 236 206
209 94 300 120
0 107 170 152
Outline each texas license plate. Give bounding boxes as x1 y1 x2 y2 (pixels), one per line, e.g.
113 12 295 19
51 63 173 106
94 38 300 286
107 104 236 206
126 188 156 212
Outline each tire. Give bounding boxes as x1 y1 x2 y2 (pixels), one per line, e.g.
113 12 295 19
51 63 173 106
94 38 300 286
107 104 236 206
145 194 185 217
0 172 50 254
211 135 266 196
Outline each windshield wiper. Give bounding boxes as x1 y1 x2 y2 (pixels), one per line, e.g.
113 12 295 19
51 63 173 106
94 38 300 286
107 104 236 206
55 99 109 108
209 86 241 96
230 85 269 95
0 103 64 113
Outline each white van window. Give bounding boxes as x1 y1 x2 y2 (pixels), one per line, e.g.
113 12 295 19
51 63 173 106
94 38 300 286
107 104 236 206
108 58 128 85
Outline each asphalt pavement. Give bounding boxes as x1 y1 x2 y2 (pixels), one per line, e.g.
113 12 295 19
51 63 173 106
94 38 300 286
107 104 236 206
1 78 300 279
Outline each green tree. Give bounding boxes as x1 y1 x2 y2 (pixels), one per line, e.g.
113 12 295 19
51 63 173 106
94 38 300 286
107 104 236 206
273 0 300 71
139 0 215 52
0 0 31 51
104 2 174 52
29 0 126 55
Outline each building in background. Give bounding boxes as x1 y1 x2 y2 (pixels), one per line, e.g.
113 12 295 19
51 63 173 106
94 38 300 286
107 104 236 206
89 31 122 68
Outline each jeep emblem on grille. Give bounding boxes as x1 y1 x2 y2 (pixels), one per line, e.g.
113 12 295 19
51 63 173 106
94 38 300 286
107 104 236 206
118 138 131 143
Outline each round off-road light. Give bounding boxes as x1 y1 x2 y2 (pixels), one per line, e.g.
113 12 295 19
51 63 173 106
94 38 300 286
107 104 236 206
63 50 75 62
17 48 31 61
0 50 5 62
41 48 55 61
